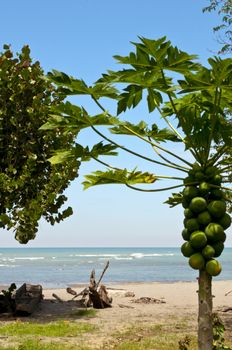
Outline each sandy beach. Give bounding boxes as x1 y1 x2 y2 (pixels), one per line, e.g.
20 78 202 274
30 281 232 347
1 280 232 349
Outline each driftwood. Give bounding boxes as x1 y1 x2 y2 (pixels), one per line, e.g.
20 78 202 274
66 287 89 301
52 293 63 303
225 289 232 296
88 263 112 309
15 283 43 316
61 261 112 309
222 307 232 313
49 261 112 309
118 303 135 309
132 297 166 304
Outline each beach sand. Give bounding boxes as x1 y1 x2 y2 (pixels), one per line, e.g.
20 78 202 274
1 281 232 349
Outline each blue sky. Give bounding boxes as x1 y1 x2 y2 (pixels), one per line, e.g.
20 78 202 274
1 0 231 247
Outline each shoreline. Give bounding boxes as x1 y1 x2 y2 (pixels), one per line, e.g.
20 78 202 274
1 279 232 291
39 280 232 309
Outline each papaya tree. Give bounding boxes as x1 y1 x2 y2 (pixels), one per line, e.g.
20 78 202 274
0 45 80 243
44 37 232 349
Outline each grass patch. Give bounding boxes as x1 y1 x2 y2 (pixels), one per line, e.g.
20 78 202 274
0 338 91 350
111 323 198 350
0 320 95 337
70 308 97 318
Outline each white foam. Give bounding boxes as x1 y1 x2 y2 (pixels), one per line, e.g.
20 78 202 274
131 253 144 259
131 253 174 258
76 254 119 257
14 257 45 261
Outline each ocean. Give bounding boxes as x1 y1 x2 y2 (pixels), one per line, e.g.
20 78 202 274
0 247 231 288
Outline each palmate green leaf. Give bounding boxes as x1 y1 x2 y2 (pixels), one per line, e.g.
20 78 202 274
147 89 163 112
110 120 180 143
40 102 119 133
48 150 74 165
82 169 157 190
179 57 232 93
47 70 119 99
49 142 118 164
114 36 199 74
48 144 85 165
81 142 118 161
162 87 232 152
164 192 183 207
117 84 143 114
47 70 89 95
150 126 180 142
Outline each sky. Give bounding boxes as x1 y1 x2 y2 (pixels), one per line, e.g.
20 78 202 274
1 0 231 248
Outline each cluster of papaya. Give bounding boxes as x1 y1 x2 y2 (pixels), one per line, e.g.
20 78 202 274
181 164 231 276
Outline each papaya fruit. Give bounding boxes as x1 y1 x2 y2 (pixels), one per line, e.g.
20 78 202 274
205 259 222 276
189 197 207 213
208 200 226 218
189 253 205 270
190 231 207 249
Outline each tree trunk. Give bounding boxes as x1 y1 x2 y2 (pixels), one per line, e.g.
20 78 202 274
198 270 213 350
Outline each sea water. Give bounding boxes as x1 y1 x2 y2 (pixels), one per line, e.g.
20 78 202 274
0 247 231 288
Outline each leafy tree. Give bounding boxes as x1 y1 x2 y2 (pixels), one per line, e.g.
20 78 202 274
203 0 232 214
203 0 232 54
44 37 232 349
0 45 80 243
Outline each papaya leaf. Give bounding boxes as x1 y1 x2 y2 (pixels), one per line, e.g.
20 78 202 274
81 142 118 161
110 120 180 143
82 169 157 190
149 127 180 143
147 89 163 112
114 36 198 74
117 84 143 114
41 102 119 133
110 121 149 137
90 82 119 100
48 70 119 99
179 58 232 94
48 150 78 165
164 192 183 207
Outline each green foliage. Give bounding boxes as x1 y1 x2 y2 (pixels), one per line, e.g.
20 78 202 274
0 283 16 312
213 313 232 349
46 36 232 201
164 193 183 207
203 0 232 54
0 45 80 243
83 169 157 190
178 336 191 350
110 121 180 142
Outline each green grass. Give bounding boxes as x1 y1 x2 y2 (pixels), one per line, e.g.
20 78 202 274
70 308 97 318
0 320 95 337
0 339 91 350
111 323 198 350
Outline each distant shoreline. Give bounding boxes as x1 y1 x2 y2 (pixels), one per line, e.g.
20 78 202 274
1 247 232 288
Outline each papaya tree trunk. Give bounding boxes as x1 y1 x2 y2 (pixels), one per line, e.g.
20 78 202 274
198 270 213 350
